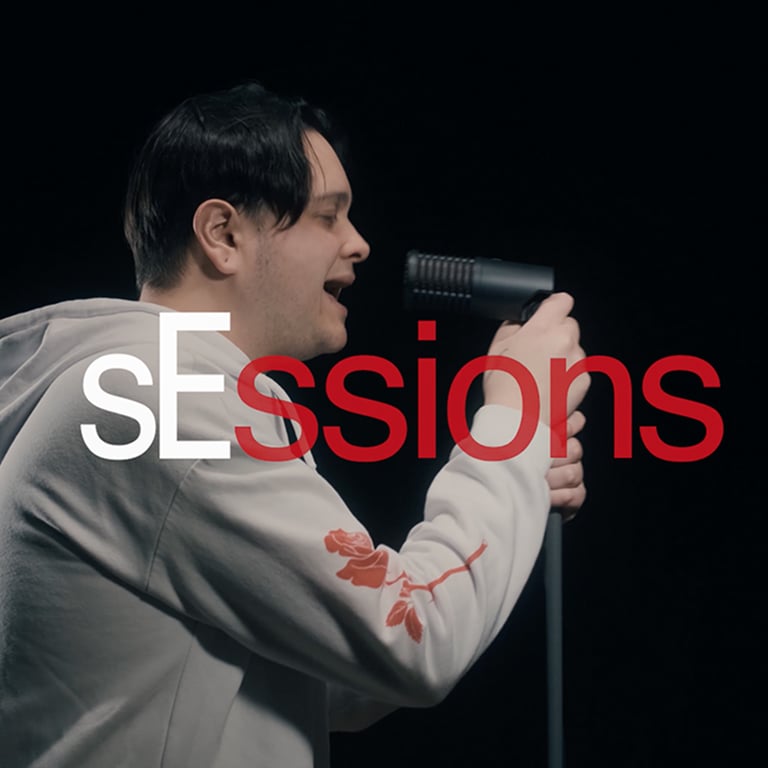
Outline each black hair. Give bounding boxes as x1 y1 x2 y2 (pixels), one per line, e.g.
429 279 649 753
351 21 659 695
123 81 337 289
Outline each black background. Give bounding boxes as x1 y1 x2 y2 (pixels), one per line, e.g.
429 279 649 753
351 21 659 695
2 11 761 766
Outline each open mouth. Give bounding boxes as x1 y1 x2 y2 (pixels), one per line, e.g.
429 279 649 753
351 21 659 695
324 277 354 301
323 282 343 301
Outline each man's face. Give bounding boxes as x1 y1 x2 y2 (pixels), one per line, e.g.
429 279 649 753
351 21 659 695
238 130 370 361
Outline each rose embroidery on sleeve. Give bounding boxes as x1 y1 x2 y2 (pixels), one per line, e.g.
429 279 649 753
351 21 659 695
324 529 389 588
325 529 487 644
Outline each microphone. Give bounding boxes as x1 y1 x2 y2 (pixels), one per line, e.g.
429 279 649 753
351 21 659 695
403 250 554 323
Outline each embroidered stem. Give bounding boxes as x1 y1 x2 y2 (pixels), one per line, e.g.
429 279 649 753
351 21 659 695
405 541 488 595
385 570 408 586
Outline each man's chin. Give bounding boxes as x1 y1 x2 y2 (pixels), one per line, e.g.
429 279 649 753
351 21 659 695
325 328 349 355
300 328 348 361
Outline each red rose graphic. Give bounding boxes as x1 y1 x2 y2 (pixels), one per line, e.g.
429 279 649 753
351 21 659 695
325 529 486 645
335 549 390 588
324 529 376 559
325 529 389 588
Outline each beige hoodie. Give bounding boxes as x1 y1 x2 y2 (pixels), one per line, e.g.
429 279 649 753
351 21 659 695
0 298 551 767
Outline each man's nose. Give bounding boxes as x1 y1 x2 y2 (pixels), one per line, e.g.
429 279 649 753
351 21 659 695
343 223 370 263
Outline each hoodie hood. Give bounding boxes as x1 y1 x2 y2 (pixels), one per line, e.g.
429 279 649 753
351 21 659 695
0 297 315 469
0 299 155 463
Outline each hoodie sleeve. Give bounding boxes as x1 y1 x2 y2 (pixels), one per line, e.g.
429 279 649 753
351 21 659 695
144 383 552 711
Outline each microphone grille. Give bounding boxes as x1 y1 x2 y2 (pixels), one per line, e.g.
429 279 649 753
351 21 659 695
403 250 474 313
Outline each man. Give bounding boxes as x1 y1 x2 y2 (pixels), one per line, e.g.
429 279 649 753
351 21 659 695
0 82 588 767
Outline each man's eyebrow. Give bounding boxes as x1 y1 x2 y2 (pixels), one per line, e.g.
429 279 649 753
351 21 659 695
311 191 351 207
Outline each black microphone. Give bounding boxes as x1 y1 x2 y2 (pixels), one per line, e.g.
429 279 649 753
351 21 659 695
403 250 554 323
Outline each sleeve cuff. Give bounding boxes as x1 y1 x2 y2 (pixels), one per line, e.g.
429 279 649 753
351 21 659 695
453 404 553 474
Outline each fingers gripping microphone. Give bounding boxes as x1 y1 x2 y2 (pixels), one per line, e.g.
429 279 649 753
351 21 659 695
403 250 555 323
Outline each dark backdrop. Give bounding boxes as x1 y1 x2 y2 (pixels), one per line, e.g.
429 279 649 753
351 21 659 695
2 15 760 766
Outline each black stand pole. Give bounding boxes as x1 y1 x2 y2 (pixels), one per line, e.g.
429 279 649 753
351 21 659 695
545 510 564 768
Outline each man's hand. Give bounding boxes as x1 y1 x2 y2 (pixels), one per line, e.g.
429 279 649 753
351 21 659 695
547 409 587 520
483 292 590 425
482 293 589 520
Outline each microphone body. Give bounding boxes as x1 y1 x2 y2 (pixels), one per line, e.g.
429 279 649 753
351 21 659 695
403 250 554 323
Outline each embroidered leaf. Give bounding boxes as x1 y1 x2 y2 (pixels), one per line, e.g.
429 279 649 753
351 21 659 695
386 600 409 627
404 606 424 643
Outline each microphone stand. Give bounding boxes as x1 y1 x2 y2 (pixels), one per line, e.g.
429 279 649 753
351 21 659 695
401 250 563 763
545 509 564 768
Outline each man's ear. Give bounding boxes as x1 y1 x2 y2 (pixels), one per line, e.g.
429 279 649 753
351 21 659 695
192 199 243 276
